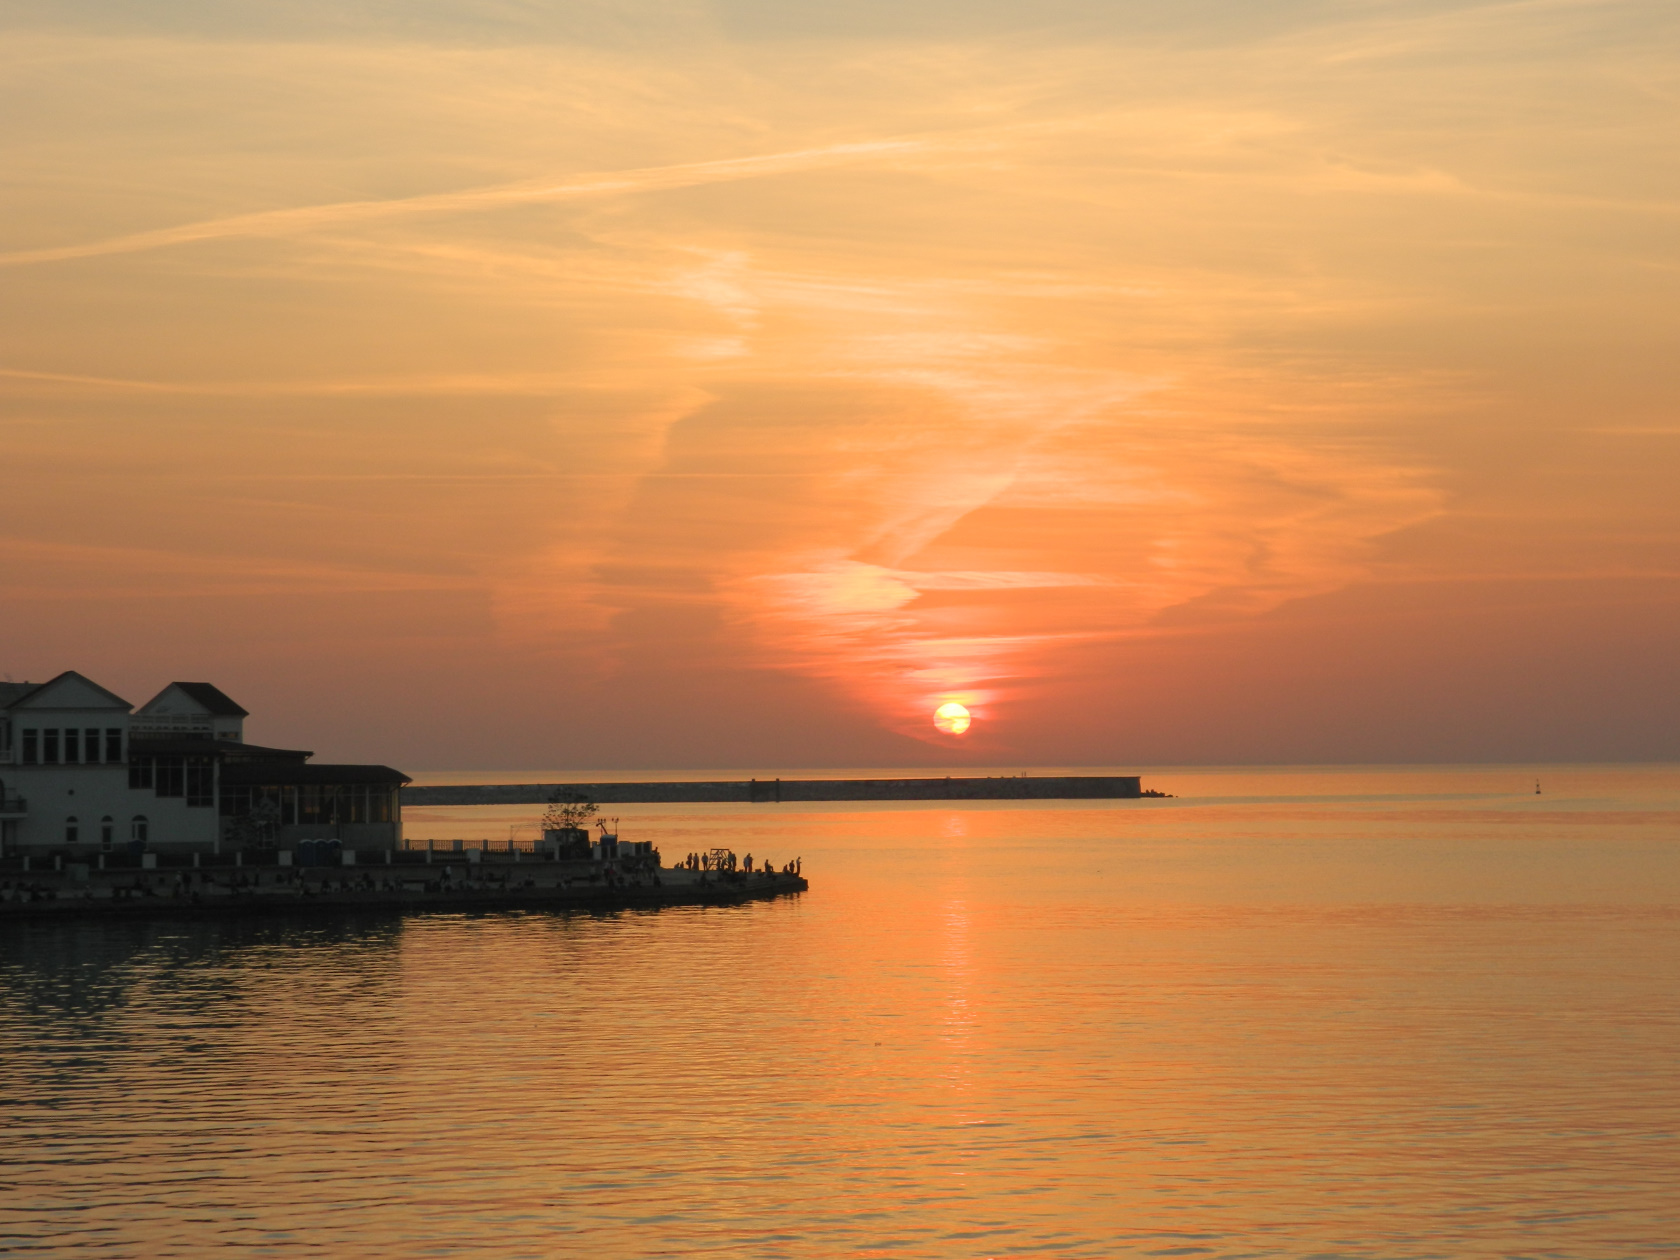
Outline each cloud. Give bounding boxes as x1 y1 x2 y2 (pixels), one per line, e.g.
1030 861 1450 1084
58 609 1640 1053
0 139 930 269
4 2 1674 764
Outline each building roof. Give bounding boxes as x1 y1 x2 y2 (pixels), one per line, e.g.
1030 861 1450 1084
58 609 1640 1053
0 681 37 708
142 682 248 717
221 762 412 787
1 671 133 711
128 736 312 763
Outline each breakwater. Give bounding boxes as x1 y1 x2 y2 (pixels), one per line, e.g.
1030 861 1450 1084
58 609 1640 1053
404 775 1143 806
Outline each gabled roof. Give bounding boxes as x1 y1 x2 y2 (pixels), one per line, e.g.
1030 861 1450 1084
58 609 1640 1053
2 671 133 711
139 682 249 718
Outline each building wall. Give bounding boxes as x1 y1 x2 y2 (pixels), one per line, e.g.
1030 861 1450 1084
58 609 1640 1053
3 704 129 769
0 763 217 852
274 822 403 849
130 713 244 742
133 685 244 742
0 686 216 851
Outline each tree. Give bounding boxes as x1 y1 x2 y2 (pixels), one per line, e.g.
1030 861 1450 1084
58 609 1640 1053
541 790 597 835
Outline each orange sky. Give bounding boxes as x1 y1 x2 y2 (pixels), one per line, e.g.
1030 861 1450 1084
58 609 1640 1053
3 1 1678 767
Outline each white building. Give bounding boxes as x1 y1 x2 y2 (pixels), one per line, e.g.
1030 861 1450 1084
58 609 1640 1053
0 671 407 855
132 682 248 743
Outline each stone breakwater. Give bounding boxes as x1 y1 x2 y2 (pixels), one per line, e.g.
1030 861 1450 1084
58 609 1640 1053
0 863 807 920
405 775 1144 806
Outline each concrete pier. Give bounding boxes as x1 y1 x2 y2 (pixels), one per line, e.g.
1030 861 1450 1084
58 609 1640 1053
404 775 1143 807
0 857 806 920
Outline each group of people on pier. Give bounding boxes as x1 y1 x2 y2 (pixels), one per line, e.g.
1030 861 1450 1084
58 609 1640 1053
679 850 801 876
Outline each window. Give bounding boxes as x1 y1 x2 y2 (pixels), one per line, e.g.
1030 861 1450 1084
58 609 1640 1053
65 815 78 844
85 728 101 764
131 815 148 845
0 720 10 757
129 757 154 790
370 789 392 824
43 729 59 764
101 816 114 849
64 729 80 763
105 729 123 762
155 756 184 798
185 758 213 808
22 730 37 764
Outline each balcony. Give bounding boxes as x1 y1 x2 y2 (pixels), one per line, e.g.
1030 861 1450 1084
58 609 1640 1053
0 794 26 819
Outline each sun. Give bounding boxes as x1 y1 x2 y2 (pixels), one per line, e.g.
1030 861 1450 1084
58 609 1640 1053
933 702 972 735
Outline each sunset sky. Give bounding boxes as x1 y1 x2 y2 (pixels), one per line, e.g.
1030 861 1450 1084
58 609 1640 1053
4 0 1678 768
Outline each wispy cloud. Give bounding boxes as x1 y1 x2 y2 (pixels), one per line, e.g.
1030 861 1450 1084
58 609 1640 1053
0 139 929 268
4 4 1674 760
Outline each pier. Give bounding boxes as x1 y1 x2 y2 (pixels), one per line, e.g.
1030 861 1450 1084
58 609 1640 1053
403 774 1144 806
0 850 806 920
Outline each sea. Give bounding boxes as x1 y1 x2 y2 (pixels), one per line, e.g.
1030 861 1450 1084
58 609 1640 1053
4 764 1678 1258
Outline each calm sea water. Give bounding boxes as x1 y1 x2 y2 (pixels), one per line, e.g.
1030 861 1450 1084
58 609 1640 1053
4 765 1679 1258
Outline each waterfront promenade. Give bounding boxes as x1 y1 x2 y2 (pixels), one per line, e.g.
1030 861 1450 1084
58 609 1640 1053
0 856 806 920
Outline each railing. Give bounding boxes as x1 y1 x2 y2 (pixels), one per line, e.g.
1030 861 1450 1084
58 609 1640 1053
402 837 548 854
0 840 637 875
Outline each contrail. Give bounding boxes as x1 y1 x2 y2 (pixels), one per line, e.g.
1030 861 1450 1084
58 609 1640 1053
0 139 928 269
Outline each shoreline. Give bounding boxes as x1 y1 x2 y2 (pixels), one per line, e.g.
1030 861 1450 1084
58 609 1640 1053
0 868 808 921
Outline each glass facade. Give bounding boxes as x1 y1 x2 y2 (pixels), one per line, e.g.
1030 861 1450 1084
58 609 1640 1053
123 755 214 806
220 784 397 826
185 760 213 808
155 757 184 798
